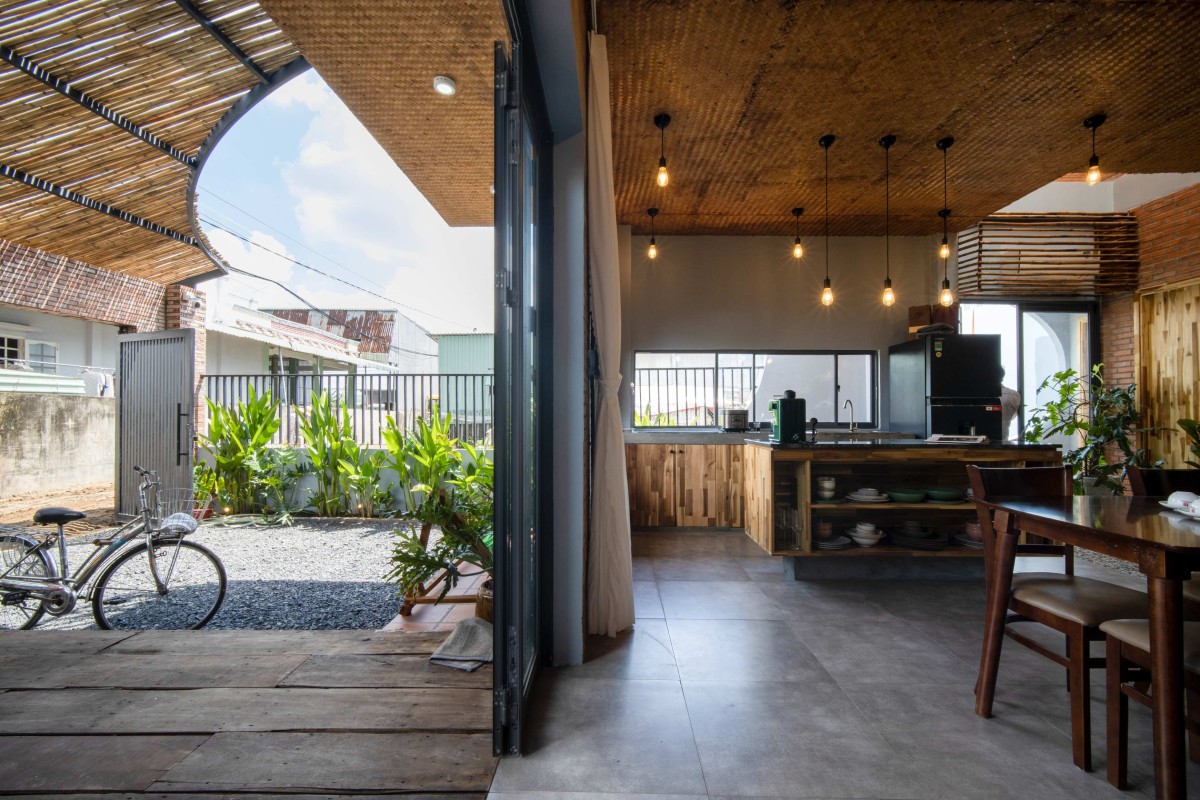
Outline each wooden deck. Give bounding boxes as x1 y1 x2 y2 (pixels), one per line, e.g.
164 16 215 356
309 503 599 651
0 629 495 797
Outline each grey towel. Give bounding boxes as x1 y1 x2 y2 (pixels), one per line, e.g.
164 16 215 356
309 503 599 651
430 617 493 672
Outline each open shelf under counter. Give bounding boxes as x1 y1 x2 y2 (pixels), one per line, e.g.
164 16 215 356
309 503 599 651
743 440 1061 557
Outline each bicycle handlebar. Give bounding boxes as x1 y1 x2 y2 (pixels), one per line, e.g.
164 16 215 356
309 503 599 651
133 465 159 478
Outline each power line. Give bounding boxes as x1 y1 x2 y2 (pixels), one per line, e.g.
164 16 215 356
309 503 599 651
219 263 442 360
199 214 475 333
202 189 392 294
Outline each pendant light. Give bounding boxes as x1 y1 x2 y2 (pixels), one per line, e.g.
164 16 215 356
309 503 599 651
654 114 671 188
647 207 659 259
936 136 955 307
879 134 897 307
791 207 805 259
819 134 836 306
1083 113 1107 186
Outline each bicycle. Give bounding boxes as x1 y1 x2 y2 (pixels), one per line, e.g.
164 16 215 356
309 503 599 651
0 466 227 631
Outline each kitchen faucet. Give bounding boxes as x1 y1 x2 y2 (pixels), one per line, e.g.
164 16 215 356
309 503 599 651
843 399 857 432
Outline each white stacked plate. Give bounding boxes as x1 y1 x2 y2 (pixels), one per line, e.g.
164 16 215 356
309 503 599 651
846 491 891 503
953 533 984 550
815 534 853 550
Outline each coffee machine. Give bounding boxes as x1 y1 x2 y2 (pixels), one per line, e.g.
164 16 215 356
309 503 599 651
768 390 806 443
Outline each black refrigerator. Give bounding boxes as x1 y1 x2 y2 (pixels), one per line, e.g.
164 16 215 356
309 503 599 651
888 334 1003 440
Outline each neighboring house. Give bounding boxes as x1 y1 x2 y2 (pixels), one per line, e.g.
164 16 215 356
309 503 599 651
263 308 438 374
434 332 494 375
431 332 494 440
0 307 118 396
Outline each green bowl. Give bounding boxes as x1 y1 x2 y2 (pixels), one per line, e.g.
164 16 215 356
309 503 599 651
886 489 927 503
924 487 964 501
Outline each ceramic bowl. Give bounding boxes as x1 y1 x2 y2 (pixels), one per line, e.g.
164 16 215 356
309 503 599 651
850 533 884 547
854 522 878 534
887 489 927 503
924 487 964 501
1167 491 1199 508
857 488 881 496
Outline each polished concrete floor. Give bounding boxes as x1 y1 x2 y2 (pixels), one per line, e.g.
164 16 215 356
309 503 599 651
490 529 1197 800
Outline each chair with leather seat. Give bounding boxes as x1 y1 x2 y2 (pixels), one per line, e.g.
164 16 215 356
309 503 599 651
1126 466 1200 614
967 464 1149 772
1100 618 1200 789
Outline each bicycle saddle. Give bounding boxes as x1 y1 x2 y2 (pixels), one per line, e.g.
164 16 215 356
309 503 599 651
33 507 86 525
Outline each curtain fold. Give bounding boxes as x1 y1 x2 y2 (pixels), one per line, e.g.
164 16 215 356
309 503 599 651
585 32 634 637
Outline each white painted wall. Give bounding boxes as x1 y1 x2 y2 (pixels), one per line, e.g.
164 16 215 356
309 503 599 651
0 307 117 371
621 232 944 428
206 331 267 374
1112 173 1200 212
551 131 586 665
1000 173 1200 213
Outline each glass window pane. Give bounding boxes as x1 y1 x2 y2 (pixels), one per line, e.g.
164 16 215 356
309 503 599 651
717 353 754 415
837 354 873 425
754 354 835 423
1022 310 1090 450
961 303 1019 439
633 352 715 426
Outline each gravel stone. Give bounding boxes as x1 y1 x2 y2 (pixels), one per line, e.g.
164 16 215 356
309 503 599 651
35 517 407 631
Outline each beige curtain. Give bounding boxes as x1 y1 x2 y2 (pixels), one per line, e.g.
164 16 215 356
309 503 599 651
586 31 634 637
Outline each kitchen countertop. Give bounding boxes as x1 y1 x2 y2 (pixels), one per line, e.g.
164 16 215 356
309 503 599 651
746 438 1058 450
623 428 917 445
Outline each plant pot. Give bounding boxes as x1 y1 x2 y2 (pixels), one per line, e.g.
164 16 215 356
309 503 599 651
1079 477 1106 496
475 577 494 623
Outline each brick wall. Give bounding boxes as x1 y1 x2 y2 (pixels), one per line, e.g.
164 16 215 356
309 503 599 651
0 239 166 331
1099 182 1200 386
165 284 209 434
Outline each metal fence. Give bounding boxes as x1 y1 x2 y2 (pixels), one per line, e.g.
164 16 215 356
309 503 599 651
633 366 757 427
203 373 494 446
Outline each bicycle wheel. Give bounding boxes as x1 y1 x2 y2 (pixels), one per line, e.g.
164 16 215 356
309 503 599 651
0 534 54 630
92 539 226 630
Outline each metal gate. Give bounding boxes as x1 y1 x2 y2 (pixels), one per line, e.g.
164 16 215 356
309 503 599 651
116 329 196 516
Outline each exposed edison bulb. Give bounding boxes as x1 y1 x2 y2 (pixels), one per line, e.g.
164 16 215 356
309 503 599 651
792 238 804 259
940 279 955 308
938 238 950 259
657 159 669 188
821 279 833 307
1086 155 1101 186
648 238 658 259
882 284 895 307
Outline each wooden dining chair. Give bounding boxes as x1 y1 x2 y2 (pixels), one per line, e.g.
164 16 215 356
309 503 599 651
967 464 1149 772
1100 619 1200 789
1125 466 1200 615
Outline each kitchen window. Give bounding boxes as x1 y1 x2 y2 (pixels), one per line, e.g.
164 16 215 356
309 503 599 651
633 350 877 428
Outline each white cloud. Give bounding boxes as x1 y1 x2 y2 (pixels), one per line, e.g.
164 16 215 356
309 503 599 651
265 71 328 111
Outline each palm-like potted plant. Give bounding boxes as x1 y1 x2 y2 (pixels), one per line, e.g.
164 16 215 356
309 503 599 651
1025 364 1162 494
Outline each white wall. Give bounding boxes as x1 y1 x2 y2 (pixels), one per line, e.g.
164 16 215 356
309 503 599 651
1000 173 1200 213
621 232 943 428
206 331 266 373
551 131 586 665
0 307 117 371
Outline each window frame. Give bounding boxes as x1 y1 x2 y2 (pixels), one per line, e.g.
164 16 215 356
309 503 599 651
0 336 22 368
632 348 879 429
24 340 58 375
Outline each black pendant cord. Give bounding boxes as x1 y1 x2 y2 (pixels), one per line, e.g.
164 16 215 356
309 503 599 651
884 144 890 281
660 124 666 162
942 146 949 280
824 144 830 280
1091 124 1097 161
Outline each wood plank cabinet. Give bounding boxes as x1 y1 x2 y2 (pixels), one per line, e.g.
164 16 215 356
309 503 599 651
625 443 744 528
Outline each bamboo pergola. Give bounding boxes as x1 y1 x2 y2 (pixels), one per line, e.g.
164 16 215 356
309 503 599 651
0 0 307 284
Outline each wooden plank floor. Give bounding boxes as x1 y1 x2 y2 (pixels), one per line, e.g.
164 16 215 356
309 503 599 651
0 630 494 797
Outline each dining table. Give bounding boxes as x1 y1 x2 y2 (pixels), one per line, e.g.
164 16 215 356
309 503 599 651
973 495 1200 800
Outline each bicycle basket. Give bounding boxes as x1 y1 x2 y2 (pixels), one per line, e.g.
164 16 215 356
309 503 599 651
152 489 211 529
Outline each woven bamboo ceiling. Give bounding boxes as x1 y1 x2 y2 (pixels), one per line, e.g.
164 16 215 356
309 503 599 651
602 0 1200 237
257 0 509 229
0 0 305 283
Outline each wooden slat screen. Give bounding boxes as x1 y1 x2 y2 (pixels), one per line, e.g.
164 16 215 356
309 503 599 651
956 213 1139 297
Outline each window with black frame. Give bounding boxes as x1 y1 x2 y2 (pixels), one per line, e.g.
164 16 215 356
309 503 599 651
633 351 877 428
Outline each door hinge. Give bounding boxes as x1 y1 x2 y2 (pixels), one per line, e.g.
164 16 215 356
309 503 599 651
494 686 511 726
507 108 519 166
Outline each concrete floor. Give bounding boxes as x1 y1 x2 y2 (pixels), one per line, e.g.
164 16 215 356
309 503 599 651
490 529 1197 800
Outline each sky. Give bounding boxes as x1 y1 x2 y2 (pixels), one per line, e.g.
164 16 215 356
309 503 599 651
196 70 494 334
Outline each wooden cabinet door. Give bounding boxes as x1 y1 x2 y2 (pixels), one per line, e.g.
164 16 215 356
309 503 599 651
625 444 677 527
676 445 744 527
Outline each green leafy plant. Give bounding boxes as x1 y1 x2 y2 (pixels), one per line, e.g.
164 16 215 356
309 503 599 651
251 447 309 525
1025 365 1162 494
1179 419 1200 468
339 438 387 517
197 385 281 513
634 403 670 427
296 390 354 516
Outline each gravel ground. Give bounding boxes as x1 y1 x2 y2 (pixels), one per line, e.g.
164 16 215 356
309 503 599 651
33 517 406 631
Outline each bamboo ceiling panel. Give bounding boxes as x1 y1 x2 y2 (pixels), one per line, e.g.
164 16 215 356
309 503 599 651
0 0 302 281
601 0 1200 236
257 0 509 228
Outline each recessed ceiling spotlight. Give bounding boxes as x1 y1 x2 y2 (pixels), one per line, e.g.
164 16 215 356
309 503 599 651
433 75 457 96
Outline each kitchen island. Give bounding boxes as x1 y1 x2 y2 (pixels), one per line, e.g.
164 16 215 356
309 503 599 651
744 440 1061 575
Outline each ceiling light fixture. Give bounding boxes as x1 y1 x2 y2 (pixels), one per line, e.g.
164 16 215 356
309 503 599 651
819 134 836 307
647 207 659 259
432 75 457 96
1083 113 1107 186
937 136 955 307
879 134 897 307
654 114 671 188
791 207 805 259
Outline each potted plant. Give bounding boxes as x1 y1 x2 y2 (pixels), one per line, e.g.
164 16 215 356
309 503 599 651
384 409 494 620
191 464 220 519
1025 364 1162 494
